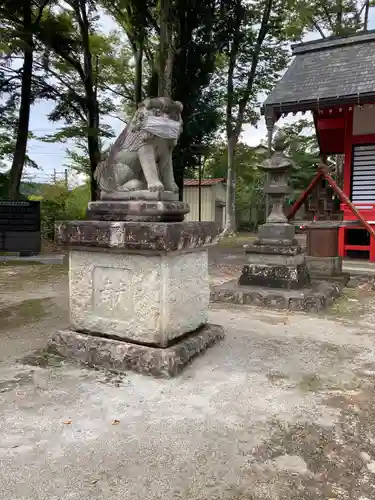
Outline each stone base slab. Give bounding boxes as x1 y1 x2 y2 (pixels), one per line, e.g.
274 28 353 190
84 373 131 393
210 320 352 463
48 324 225 378
87 200 189 223
211 279 342 312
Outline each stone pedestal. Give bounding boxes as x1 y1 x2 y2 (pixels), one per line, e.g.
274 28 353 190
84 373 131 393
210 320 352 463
239 243 310 290
49 216 224 377
211 229 347 311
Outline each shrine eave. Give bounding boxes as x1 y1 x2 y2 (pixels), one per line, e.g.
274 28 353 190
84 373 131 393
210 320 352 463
262 30 375 122
262 92 375 119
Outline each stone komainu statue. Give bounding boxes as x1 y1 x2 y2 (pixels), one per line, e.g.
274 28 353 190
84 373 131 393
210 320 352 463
95 97 183 199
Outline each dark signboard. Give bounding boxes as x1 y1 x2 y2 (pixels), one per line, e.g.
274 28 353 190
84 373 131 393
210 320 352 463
0 201 41 255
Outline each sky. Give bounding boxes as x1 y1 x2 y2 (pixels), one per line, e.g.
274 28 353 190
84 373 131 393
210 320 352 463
24 7 375 186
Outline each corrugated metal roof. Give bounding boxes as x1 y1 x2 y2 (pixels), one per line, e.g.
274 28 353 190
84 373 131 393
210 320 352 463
184 178 226 186
263 30 375 115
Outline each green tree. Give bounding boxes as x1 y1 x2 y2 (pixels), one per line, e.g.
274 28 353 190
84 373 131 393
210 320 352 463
170 0 223 196
0 103 39 172
278 119 320 198
0 0 53 199
100 0 157 106
35 2 117 200
218 0 301 235
101 0 223 199
293 0 374 37
205 141 268 230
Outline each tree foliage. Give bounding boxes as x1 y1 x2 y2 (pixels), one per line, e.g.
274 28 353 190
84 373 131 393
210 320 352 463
101 0 224 198
0 0 57 198
278 119 321 198
204 141 268 229
0 0 373 206
216 0 303 234
293 0 374 37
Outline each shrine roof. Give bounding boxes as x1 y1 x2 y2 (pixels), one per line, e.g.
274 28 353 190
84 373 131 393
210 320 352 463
263 30 375 117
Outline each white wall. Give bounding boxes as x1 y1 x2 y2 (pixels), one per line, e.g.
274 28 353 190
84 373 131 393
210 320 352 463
353 104 375 135
183 186 214 222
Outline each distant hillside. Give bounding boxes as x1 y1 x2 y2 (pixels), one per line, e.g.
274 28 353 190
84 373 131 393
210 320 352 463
0 173 56 200
20 181 51 197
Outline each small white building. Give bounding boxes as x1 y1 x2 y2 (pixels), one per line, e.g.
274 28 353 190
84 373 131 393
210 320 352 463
183 178 226 230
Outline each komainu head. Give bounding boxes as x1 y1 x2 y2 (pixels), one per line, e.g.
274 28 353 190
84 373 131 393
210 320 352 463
128 97 183 142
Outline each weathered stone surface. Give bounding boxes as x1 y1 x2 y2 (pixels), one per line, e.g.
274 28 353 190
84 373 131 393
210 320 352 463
239 262 310 290
256 222 296 245
243 252 305 266
100 190 179 202
305 220 342 229
306 256 342 277
244 243 305 256
87 200 189 222
69 248 210 346
211 279 342 312
263 293 289 309
243 290 265 307
240 240 310 290
48 324 225 378
55 220 219 252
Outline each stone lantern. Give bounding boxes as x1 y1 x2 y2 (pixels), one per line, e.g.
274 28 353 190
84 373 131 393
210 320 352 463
211 130 343 311
257 131 297 245
238 131 310 290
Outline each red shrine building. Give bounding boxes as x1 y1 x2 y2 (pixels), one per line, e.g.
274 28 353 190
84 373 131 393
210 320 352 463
263 30 375 262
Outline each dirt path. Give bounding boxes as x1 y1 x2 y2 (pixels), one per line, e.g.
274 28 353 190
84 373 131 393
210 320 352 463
0 263 68 360
1 255 375 499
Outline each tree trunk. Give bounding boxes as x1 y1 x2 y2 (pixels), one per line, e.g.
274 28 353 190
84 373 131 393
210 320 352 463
164 43 174 98
222 135 237 235
87 127 100 201
364 0 370 31
85 90 100 201
8 0 33 200
158 0 172 97
134 44 143 106
78 0 100 201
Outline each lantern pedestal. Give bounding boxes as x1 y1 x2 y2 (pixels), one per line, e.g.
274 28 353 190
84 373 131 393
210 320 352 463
238 242 310 290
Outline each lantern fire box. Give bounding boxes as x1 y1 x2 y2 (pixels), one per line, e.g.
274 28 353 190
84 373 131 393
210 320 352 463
263 30 375 262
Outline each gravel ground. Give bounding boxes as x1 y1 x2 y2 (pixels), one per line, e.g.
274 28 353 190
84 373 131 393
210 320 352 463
1 251 375 499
